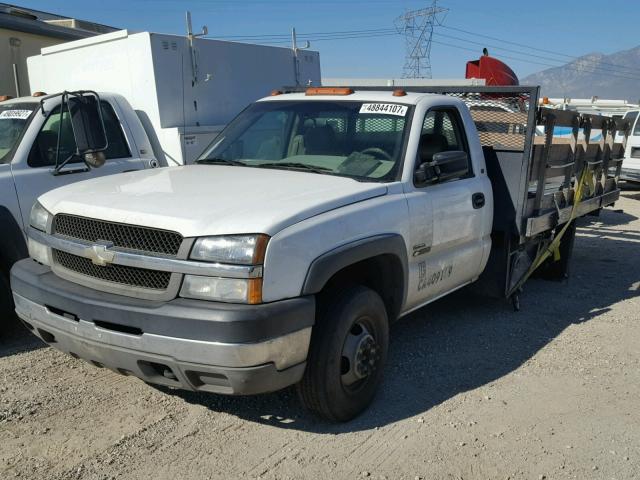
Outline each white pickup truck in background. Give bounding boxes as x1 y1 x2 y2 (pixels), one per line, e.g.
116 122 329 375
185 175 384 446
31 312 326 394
1 30 321 327
10 85 630 421
0 91 156 323
617 109 640 183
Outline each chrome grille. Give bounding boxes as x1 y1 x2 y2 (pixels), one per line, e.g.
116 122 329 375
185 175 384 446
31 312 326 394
53 214 183 256
53 250 171 290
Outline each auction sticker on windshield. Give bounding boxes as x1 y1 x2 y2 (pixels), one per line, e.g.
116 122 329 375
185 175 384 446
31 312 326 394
359 103 408 116
0 110 32 120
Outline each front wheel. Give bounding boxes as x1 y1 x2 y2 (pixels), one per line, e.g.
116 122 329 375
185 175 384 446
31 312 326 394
0 273 15 336
297 286 389 422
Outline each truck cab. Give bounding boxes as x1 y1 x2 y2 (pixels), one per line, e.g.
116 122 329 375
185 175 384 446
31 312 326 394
1 92 156 323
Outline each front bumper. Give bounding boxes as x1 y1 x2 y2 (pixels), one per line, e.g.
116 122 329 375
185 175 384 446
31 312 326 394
11 259 315 395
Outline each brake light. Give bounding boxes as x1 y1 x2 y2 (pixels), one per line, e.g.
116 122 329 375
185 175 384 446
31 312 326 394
306 87 354 96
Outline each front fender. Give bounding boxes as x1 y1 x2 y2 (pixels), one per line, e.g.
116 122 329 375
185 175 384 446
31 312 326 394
302 234 408 300
260 188 411 303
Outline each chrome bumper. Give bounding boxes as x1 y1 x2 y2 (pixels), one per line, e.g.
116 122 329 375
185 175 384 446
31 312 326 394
14 293 311 394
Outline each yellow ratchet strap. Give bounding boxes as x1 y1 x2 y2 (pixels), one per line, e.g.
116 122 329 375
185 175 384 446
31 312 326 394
512 167 591 293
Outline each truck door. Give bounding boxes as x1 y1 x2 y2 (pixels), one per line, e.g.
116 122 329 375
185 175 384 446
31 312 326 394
405 107 487 308
10 100 146 230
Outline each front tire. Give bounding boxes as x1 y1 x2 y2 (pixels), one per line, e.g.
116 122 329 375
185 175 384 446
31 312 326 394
0 272 14 335
297 286 389 422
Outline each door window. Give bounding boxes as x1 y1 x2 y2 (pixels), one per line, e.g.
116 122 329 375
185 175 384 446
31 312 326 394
28 101 131 168
416 108 471 182
629 111 640 136
622 111 638 136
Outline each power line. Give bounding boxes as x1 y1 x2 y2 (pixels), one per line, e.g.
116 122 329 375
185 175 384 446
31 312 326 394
430 39 640 82
440 24 640 76
211 31 399 45
432 32 640 80
204 22 640 81
207 27 396 40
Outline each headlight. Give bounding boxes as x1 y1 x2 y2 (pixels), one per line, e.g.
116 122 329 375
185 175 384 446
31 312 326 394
190 234 269 264
30 201 51 232
180 275 262 304
28 238 51 266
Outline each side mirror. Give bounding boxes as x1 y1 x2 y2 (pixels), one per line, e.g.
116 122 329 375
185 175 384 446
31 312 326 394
48 91 108 174
414 150 469 185
66 94 108 167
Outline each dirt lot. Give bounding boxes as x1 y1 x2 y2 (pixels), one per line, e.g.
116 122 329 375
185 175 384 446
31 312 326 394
1 191 639 480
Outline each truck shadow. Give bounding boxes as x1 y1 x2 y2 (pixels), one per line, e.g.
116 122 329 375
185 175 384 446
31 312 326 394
154 207 640 433
0 316 45 359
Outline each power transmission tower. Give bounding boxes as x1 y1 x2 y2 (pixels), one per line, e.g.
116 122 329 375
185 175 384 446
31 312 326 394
395 1 448 78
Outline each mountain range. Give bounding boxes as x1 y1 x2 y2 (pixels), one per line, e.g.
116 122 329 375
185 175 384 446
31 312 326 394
521 46 640 102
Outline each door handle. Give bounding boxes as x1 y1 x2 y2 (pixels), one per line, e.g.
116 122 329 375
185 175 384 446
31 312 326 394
472 192 485 209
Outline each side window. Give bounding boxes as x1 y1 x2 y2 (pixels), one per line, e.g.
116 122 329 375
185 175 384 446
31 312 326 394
28 106 79 167
100 102 131 159
630 111 640 137
28 101 131 168
419 109 466 155
415 108 471 184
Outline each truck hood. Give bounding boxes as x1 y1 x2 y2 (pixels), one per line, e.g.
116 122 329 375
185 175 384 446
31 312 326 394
39 165 388 237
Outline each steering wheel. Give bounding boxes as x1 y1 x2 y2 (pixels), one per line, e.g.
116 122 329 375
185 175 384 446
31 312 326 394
360 147 393 161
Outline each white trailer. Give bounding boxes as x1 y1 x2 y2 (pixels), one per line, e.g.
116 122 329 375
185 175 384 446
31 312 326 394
27 30 321 165
539 97 639 117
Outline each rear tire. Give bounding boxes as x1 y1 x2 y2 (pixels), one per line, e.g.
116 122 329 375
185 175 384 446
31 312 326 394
297 286 389 422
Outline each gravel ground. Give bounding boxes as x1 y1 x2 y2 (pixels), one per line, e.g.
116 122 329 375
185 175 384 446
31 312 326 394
1 191 639 480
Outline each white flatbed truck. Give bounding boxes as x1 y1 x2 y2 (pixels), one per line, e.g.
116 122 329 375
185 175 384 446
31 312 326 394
10 85 630 421
0 91 157 324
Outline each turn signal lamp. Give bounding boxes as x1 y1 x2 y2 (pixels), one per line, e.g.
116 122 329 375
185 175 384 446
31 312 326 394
306 87 354 96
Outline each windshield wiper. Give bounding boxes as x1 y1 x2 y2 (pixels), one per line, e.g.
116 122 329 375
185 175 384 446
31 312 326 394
256 162 333 174
196 157 246 166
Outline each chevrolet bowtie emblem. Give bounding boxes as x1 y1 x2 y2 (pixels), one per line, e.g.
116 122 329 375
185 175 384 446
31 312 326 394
85 242 115 266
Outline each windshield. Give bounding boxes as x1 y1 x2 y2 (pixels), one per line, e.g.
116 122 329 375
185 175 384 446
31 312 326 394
0 103 37 164
198 100 413 181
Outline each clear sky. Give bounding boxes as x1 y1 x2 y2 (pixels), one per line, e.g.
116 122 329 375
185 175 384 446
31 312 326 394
13 0 640 80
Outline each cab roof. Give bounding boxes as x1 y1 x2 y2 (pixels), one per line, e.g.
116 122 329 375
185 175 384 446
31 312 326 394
0 95 43 105
259 89 434 105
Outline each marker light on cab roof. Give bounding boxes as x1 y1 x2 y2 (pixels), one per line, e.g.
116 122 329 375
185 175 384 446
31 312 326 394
306 87 354 96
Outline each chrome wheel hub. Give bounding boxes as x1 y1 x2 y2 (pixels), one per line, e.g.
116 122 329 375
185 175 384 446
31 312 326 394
341 321 380 387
